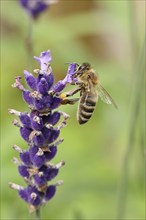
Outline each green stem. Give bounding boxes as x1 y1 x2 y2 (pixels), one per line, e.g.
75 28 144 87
35 208 41 220
116 15 145 220
25 15 34 69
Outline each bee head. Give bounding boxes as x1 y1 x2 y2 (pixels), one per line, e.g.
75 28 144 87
73 62 91 78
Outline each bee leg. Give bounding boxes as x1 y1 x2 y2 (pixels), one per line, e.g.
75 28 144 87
65 87 81 97
60 87 81 105
61 98 79 105
71 81 83 86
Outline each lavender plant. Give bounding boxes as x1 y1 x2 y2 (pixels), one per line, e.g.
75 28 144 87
20 0 59 19
19 0 59 68
9 50 77 217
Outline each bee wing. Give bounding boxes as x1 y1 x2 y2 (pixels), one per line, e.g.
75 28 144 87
97 84 118 109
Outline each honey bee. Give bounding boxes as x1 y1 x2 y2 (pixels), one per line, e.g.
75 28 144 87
72 62 118 124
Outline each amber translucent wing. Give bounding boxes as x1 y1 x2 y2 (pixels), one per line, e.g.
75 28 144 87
97 83 118 109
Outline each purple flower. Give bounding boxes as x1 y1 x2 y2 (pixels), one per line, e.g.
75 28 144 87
18 184 56 207
20 0 59 19
9 50 75 213
34 50 52 71
52 62 77 93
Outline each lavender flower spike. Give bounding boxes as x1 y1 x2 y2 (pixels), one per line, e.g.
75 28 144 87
20 0 59 19
9 50 76 214
34 50 78 94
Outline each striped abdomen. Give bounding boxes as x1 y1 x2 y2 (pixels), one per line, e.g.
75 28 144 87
77 90 98 124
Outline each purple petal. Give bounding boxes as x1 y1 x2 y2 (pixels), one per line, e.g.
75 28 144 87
19 113 31 128
34 50 52 71
34 173 46 186
63 63 78 83
33 98 45 111
20 151 31 166
37 72 54 89
45 72 54 89
41 113 52 124
52 63 77 93
19 188 29 202
39 165 48 173
47 112 61 125
31 115 44 131
62 63 78 85
27 186 37 194
20 0 28 7
24 70 37 90
45 168 59 181
27 186 42 205
29 146 39 161
20 0 48 19
37 78 49 95
49 129 60 143
42 127 51 142
18 165 29 178
52 81 66 93
43 95 54 108
44 145 57 161
20 127 32 142
44 185 56 201
33 154 45 168
33 133 45 146
30 110 39 119
28 192 41 206
23 90 34 105
51 97 61 110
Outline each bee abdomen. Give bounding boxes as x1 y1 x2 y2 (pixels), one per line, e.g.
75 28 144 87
77 101 96 124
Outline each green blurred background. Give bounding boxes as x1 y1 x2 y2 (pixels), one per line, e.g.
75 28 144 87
1 0 145 219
